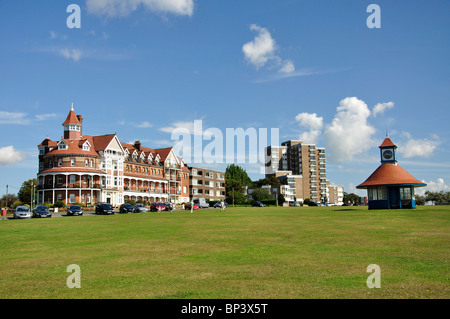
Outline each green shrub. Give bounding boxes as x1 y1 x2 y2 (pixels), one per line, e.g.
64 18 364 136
53 201 66 208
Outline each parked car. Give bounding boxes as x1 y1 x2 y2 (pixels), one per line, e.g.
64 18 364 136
134 203 148 213
213 201 228 208
184 202 199 210
289 202 301 207
193 198 209 209
119 203 135 213
14 206 31 219
165 202 173 211
308 202 319 206
150 202 166 212
33 205 52 218
67 205 83 216
250 201 265 207
95 203 115 215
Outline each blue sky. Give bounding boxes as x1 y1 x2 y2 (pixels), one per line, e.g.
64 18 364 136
1 0 449 197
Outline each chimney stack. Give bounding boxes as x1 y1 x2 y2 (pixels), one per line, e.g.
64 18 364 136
134 140 141 151
77 115 83 134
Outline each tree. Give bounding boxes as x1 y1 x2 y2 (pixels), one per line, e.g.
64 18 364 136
226 190 247 205
0 194 19 208
424 191 450 205
415 194 426 206
343 192 361 205
251 188 273 201
278 193 285 206
225 164 252 187
253 176 280 187
18 178 37 206
225 179 245 205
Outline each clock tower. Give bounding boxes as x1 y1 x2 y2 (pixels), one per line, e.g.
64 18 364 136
379 134 397 164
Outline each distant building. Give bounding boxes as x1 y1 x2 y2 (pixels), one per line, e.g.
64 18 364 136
356 136 426 209
188 166 226 202
328 184 344 206
265 140 339 204
37 105 190 206
247 184 291 203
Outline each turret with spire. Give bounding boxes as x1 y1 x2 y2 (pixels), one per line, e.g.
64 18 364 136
62 103 82 140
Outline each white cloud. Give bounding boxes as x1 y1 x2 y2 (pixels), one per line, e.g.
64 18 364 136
86 0 194 17
242 24 294 73
135 121 152 128
35 113 57 121
253 67 349 83
49 31 68 40
242 24 277 69
0 111 59 125
324 97 376 162
0 146 27 166
399 132 439 158
279 60 295 73
60 48 82 61
160 120 212 137
0 111 29 125
295 112 323 144
372 101 394 117
416 178 450 195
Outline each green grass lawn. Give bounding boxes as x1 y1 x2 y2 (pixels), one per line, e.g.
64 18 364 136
0 206 448 299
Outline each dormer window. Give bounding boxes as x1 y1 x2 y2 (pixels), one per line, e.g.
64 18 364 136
58 141 67 150
82 141 91 151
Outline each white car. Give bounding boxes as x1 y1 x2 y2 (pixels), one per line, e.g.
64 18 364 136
14 206 31 219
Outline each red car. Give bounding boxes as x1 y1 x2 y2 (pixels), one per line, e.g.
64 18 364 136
150 202 166 212
185 203 199 210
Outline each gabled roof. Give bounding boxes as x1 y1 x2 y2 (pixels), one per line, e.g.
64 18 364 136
356 164 426 189
91 134 117 152
38 138 58 147
155 147 173 162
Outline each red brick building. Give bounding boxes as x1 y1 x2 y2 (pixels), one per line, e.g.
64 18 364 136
37 105 190 206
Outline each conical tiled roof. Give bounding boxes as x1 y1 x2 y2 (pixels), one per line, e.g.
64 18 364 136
62 105 81 125
379 137 396 148
356 163 426 189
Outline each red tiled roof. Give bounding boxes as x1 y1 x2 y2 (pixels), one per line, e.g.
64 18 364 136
62 109 81 125
45 139 100 157
91 134 117 152
356 164 426 189
39 138 58 147
379 137 396 148
155 147 173 161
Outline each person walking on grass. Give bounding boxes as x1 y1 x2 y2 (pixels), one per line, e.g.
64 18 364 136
190 200 194 214
220 200 226 212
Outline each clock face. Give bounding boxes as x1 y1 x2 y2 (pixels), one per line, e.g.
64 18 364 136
383 149 393 160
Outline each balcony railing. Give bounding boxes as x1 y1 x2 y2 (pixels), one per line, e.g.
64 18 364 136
39 184 101 190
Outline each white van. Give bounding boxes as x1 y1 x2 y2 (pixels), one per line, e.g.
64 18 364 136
193 198 209 209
